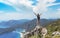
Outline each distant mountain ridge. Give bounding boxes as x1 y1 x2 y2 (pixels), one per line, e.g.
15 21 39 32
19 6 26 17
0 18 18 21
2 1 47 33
0 19 57 35
0 19 30 28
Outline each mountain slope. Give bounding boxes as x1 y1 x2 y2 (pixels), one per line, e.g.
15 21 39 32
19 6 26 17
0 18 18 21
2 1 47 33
0 19 56 35
46 19 60 35
0 19 29 28
30 19 60 38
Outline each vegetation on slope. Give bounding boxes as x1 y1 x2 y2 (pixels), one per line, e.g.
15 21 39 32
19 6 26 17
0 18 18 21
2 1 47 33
30 19 60 38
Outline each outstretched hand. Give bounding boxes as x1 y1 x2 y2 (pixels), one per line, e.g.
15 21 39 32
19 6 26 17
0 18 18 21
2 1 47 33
33 12 42 16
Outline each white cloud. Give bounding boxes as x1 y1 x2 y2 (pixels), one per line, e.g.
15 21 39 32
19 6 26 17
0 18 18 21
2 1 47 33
0 0 17 5
19 0 33 7
47 3 60 7
0 0 58 13
0 12 34 21
48 12 60 19
41 8 60 19
0 0 60 20
0 0 33 7
47 0 56 3
0 0 59 9
0 0 33 12
33 0 57 14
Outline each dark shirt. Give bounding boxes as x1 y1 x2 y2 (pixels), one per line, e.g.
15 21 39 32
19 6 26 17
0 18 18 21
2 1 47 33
37 14 40 20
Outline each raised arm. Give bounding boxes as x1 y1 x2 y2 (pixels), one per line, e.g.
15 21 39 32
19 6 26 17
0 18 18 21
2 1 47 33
33 12 37 16
39 13 42 16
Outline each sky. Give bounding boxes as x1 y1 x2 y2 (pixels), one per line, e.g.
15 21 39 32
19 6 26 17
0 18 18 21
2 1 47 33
0 0 60 21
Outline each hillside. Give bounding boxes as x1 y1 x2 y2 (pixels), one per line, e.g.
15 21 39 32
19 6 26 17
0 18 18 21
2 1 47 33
30 19 60 38
46 19 60 35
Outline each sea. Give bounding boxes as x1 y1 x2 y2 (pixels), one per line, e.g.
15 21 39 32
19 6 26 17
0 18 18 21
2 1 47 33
0 29 25 38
